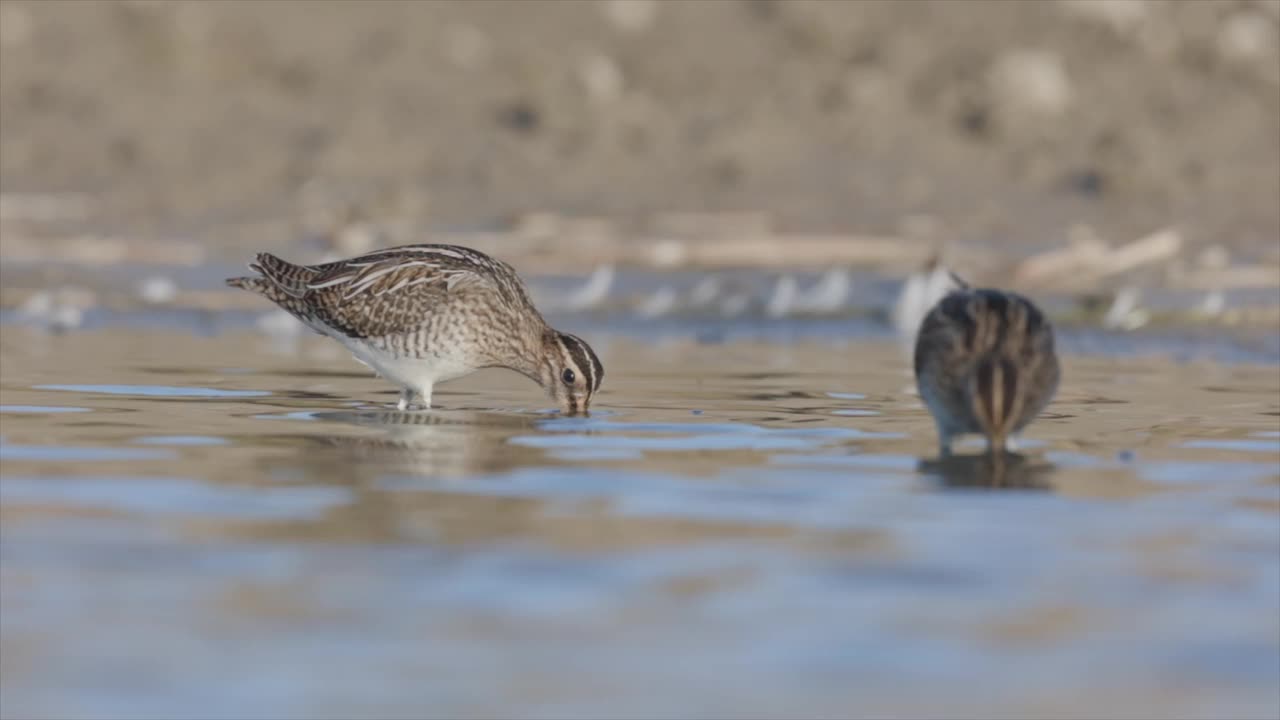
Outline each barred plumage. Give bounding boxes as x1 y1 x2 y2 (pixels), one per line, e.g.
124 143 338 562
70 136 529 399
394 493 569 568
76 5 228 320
913 282 1060 456
228 244 604 413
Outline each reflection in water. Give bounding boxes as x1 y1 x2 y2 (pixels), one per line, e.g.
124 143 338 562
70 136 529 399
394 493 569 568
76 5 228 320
1 328 1278 720
917 453 1056 490
280 409 549 481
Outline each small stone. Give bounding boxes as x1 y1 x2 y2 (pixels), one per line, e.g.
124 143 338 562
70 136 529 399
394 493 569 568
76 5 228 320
1195 244 1231 269
496 101 540 134
0 4 32 48
442 24 491 70
844 68 893 110
602 0 658 33
1217 11 1277 65
333 221 380 255
1065 168 1107 197
989 49 1073 118
579 53 625 105
137 276 178 304
650 240 687 267
1058 0 1148 36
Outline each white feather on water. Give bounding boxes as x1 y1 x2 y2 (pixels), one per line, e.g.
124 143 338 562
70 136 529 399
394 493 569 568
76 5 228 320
635 286 679 319
17 287 95 334
533 264 615 313
764 270 852 318
687 276 723 309
794 268 850 314
893 261 963 355
765 275 799 318
560 265 615 311
1103 287 1149 330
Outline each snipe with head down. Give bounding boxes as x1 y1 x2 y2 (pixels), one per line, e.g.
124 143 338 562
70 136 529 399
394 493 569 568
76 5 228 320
227 244 603 414
913 277 1060 456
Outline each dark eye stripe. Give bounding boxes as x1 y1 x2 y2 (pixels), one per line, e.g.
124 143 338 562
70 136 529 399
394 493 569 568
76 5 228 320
558 334 593 390
588 343 604 392
557 333 603 393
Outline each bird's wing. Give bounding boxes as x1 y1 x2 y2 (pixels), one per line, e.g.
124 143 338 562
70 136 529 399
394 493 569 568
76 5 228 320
297 245 535 338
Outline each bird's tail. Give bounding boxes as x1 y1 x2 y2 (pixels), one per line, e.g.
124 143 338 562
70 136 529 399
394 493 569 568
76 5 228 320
251 253 315 296
226 253 314 299
969 354 1023 453
226 275 268 293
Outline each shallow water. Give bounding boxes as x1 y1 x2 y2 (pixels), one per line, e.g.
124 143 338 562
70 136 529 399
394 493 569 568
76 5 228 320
1 323 1278 720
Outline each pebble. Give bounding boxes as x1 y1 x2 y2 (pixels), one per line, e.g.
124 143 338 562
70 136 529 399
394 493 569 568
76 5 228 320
333 220 381 256
579 53 626 105
1195 245 1231 270
137 276 178 305
988 49 1073 118
0 4 32 49
649 240 688 267
442 23 491 70
603 0 658 33
1217 11 1277 65
1058 0 1148 37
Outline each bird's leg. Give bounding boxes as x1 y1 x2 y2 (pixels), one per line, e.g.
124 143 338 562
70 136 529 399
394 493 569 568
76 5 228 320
987 433 1009 456
397 389 414 412
937 426 954 458
418 384 433 410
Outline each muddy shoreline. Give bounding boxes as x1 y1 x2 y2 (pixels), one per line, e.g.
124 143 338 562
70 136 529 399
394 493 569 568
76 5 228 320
2 1 1277 268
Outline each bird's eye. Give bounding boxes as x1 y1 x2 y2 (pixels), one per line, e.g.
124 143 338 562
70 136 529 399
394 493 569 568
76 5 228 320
562 368 576 385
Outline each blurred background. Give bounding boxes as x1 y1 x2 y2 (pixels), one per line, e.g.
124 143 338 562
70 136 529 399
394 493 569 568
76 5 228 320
2 3 1279 720
1 0 1277 278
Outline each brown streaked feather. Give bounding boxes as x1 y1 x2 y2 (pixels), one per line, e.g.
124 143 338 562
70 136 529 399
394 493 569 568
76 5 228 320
226 243 604 413
253 253 318 296
914 287 1060 449
228 244 545 340
970 355 1023 440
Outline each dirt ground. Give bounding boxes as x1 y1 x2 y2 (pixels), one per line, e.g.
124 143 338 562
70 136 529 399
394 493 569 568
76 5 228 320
1 0 1277 263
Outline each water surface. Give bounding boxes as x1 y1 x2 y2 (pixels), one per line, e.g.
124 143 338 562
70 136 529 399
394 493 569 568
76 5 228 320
1 325 1277 719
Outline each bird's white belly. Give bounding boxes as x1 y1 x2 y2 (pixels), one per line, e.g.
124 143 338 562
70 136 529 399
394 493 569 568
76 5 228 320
336 334 476 394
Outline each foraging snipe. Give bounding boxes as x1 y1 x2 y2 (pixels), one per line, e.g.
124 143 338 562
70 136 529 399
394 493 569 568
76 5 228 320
913 280 1059 456
227 244 603 413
